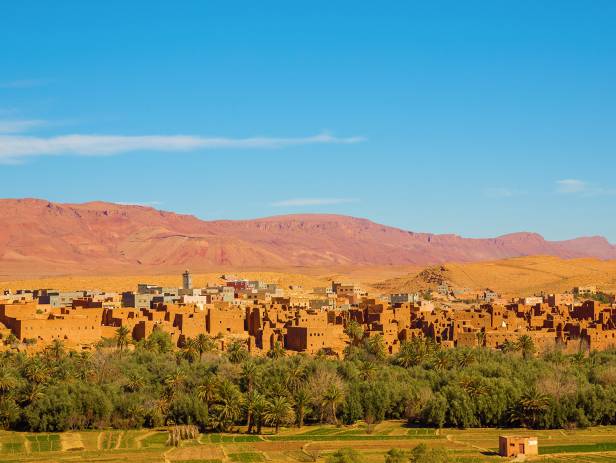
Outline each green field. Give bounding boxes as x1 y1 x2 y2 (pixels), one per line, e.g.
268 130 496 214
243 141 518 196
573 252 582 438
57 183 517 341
2 422 616 462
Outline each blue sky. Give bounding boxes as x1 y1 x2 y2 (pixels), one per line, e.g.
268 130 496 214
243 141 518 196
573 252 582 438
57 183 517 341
1 1 615 241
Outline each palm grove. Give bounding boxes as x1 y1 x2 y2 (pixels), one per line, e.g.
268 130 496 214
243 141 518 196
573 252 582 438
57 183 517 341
1 321 616 433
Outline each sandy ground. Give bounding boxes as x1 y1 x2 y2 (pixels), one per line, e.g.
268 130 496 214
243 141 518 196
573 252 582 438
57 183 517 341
1 256 615 297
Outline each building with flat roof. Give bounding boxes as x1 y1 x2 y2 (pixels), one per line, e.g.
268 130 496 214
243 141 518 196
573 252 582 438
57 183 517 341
499 435 538 458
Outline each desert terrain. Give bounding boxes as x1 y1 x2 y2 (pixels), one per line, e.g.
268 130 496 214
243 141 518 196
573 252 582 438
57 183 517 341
2 255 616 297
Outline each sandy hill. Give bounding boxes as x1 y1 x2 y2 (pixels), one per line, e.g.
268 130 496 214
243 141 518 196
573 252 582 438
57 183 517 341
373 256 616 296
1 198 616 278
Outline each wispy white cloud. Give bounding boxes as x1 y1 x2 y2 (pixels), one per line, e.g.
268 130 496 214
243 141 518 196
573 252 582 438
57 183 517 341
483 187 527 198
0 79 48 89
271 198 358 207
0 133 364 163
556 179 587 194
0 119 47 134
555 179 616 197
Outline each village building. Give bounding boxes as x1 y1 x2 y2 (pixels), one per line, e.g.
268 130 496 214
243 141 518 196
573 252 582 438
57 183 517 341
499 435 538 458
1 274 615 357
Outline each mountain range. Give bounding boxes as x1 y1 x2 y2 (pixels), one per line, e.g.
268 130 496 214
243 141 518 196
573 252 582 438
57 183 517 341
1 198 615 276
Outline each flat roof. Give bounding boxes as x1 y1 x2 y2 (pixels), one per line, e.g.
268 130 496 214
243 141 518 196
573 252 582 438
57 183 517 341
499 435 538 439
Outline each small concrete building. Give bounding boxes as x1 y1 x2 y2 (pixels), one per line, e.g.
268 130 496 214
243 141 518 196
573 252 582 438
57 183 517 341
499 435 538 458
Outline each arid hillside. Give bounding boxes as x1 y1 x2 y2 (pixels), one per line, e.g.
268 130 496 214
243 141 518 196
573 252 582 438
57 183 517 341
1 198 616 278
373 256 616 296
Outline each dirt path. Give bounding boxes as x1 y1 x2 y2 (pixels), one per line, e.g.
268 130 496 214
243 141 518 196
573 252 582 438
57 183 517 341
134 430 160 450
60 432 85 451
22 434 31 454
115 430 125 449
445 433 493 454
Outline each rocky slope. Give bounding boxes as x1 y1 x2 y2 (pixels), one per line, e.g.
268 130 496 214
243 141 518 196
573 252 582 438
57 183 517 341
1 198 615 276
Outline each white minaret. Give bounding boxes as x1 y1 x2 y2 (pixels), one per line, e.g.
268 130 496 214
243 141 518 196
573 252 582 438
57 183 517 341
182 270 192 290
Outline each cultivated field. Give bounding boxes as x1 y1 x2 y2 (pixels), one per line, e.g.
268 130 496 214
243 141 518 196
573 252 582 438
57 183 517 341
2 422 616 463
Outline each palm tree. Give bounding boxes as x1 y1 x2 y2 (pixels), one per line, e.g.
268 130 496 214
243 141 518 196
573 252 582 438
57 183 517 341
241 361 258 394
269 380 290 401
23 359 48 384
214 380 243 432
432 350 450 372
359 361 377 381
0 397 20 430
267 341 286 360
252 392 268 434
322 383 344 425
50 357 72 382
293 388 311 428
285 362 307 394
458 377 489 399
152 398 170 425
365 334 386 361
194 333 216 360
510 388 550 428
123 373 145 392
457 350 476 369
570 351 586 367
0 371 17 395
344 320 364 347
227 340 249 364
74 351 94 380
516 335 535 360
47 339 65 361
181 342 199 364
395 338 431 368
196 373 219 418
164 370 186 399
115 326 131 352
24 383 46 404
500 339 517 354
264 396 295 434
244 390 265 433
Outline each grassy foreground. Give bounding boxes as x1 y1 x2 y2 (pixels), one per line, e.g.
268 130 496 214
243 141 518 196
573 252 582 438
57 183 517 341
2 422 616 463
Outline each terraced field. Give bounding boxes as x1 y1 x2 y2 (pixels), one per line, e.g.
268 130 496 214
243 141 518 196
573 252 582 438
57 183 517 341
1 422 616 462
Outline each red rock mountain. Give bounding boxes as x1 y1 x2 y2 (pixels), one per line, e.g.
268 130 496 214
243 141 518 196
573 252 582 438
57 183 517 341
1 198 615 275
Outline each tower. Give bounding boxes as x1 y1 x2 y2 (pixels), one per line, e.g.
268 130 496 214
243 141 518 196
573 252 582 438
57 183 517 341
182 270 192 290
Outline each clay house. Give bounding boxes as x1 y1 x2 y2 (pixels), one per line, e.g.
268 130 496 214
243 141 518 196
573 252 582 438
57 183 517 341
285 309 345 355
2 270 616 357
499 435 538 458
207 304 246 336
547 293 574 307
332 282 365 301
